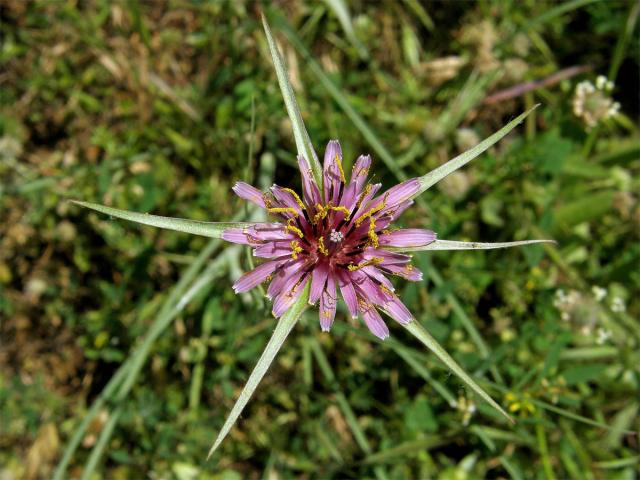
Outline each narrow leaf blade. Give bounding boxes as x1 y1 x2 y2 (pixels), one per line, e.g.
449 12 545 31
261 14 323 191
414 106 539 197
403 320 513 423
388 238 555 253
207 281 310 458
70 200 253 238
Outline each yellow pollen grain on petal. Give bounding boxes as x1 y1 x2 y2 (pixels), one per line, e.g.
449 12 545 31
269 207 299 217
286 218 304 238
281 188 306 210
313 203 330 223
329 205 350 219
355 201 385 227
335 153 346 183
367 217 379 248
347 256 384 271
290 240 303 259
318 236 329 256
356 184 373 208
379 284 394 297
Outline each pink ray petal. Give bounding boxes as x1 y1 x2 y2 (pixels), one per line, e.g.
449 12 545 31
232 182 266 208
381 295 414 324
319 273 337 331
337 271 358 318
253 241 294 259
323 140 344 204
379 229 437 248
381 263 423 281
267 260 305 300
233 259 287 294
359 301 389 339
309 261 330 305
272 274 310 317
297 155 321 207
362 248 412 265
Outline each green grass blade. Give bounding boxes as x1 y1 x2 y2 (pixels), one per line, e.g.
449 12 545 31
261 14 323 191
403 320 513 423
207 281 310 459
275 17 408 182
414 106 539 197
388 238 555 253
323 0 368 59
79 406 123 480
52 361 130 480
70 200 253 238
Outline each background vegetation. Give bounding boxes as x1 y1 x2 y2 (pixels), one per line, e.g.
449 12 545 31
1 0 638 478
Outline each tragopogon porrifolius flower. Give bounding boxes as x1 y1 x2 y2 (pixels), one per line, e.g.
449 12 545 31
70 14 555 459
226 141 433 339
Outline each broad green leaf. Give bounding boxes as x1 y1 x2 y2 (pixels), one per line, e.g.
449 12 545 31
414 106 539 198
261 14 323 192
207 281 310 459
403 320 513 423
388 238 555 253
70 200 255 238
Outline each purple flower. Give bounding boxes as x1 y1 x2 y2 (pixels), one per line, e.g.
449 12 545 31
223 140 435 340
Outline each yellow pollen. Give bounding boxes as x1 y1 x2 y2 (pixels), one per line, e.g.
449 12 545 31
281 188 306 210
322 310 331 318
367 217 379 248
318 236 329 256
379 284 394 297
382 229 391 235
335 153 346 183
356 184 373 208
269 207 299 217
355 199 386 226
290 240 303 259
286 218 304 238
347 257 383 271
313 203 330 223
329 205 350 219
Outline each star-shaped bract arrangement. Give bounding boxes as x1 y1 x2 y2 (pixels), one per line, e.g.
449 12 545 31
69 14 554 461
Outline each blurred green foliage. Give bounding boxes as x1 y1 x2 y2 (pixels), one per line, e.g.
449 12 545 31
1 0 638 478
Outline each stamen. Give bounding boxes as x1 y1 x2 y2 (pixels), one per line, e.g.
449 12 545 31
281 188 306 210
269 207 299 217
347 257 383 271
313 203 330 223
318 236 329 256
355 195 387 226
290 240 303 259
329 205 350 219
335 153 346 183
286 218 304 238
356 184 373 208
367 217 379 248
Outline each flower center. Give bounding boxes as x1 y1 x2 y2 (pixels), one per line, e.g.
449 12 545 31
329 229 343 243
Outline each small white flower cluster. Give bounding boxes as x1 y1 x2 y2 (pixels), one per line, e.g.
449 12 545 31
572 75 620 128
611 296 626 313
591 285 607 302
553 289 581 321
596 328 612 345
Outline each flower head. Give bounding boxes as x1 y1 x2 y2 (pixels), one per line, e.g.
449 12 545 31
224 140 436 339
572 75 620 129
